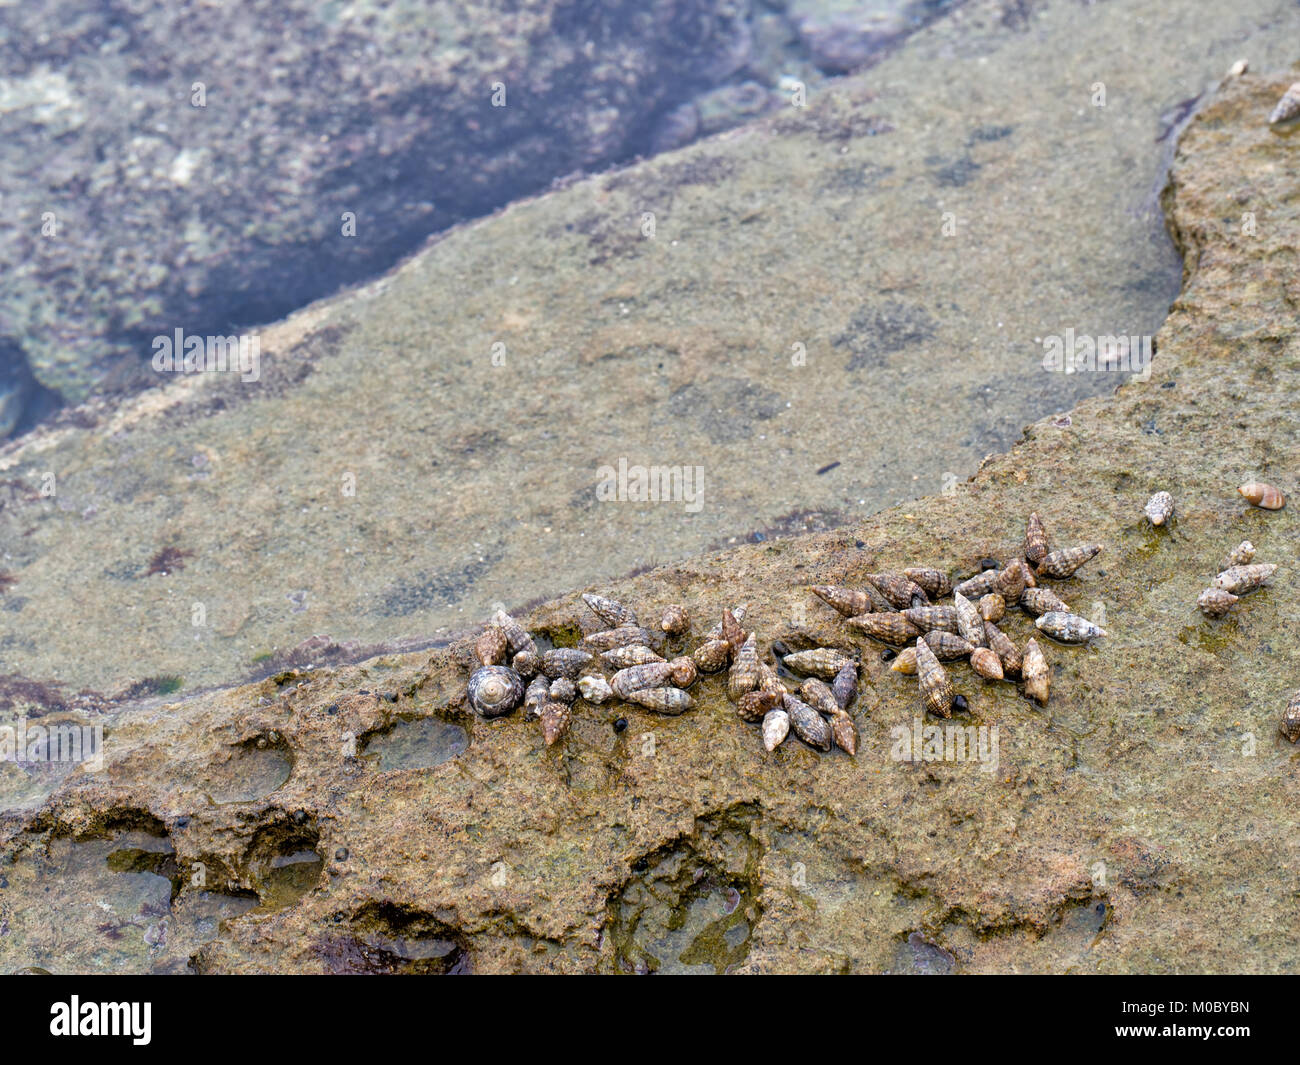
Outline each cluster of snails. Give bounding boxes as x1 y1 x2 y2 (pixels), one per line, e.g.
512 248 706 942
1196 541 1278 618
807 512 1106 716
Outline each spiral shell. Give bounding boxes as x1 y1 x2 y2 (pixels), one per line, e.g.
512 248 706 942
668 656 698 688
1224 541 1255 569
914 637 954 719
902 567 951 599
704 604 747 639
475 625 508 666
625 687 694 715
952 593 986 648
1211 563 1276 595
762 708 791 751
1035 611 1107 644
1024 511 1050 566
660 604 691 637
1283 692 1300 743
1268 82 1300 124
1036 544 1102 579
890 647 918 675
548 677 577 704
782 647 855 678
581 625 658 652
1197 587 1238 618
847 612 920 646
977 593 1005 623
1238 483 1285 510
728 633 760 700
811 584 886 617
737 689 782 723
492 610 537 657
922 630 976 661
757 660 786 697
798 677 840 717
523 675 550 720
692 638 732 673
512 649 540 679
953 570 999 599
577 674 613 704
602 644 665 670
467 665 524 718
902 604 960 635
541 648 594 680
611 662 676 700
1019 586 1070 617
831 660 858 711
970 647 1005 681
985 622 1022 678
1144 491 1174 526
582 593 638 628
866 573 928 609
992 559 1027 605
721 609 746 655
1021 638 1050 706
783 693 832 751
540 702 571 746
827 708 858 756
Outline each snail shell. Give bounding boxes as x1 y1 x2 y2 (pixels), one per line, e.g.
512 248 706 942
523 675 550 720
581 625 658 652
992 559 1027 605
738 689 782 723
1238 483 1285 510
1144 491 1174 526
914 637 954 719
762 708 791 752
659 604 691 637
970 647 1005 681
985 622 1022 678
611 662 675 700
1268 82 1300 124
977 593 1006 623
540 702 571 746
831 660 858 711
492 610 537 656
798 677 840 717
582 593 638 628
783 693 832 751
1197 588 1238 618
827 708 858 756
720 609 746 655
1283 692 1300 743
865 573 928 609
625 687 694 715
1035 611 1107 644
1019 586 1070 617
541 647 594 680
1224 541 1255 569
1024 512 1050 566
922 630 976 661
1211 563 1276 595
757 660 786 696
1021 638 1050 706
511 649 540 679
812 584 883 617
602 644 665 670
704 603 748 639
902 567 951 599
1036 544 1102 579
548 677 577 704
953 570 999 599
692 638 732 673
847 612 920 646
890 647 918 675
668 656 698 687
902 604 960 635
782 647 854 679
475 625 508 666
467 665 524 718
577 675 613 704
952 592 987 648
727 633 760 701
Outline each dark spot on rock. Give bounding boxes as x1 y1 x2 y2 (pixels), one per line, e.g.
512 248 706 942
633 858 648 873
836 301 937 372
881 649 896 662
968 124 1013 143
953 694 969 714
980 558 998 571
144 546 193 577
335 847 349 861
929 155 981 188
855 540 865 549
614 717 628 733
751 532 765 543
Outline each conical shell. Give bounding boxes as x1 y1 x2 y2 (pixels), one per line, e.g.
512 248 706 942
668 656 698 688
902 604 960 634
1022 638 1050 706
1197 587 1238 617
762 709 790 751
1211 563 1276 595
985 622 1022 677
831 661 858 711
914 637 954 719
827 708 858 756
659 604 691 637
992 560 1027 605
577 674 613 704
540 701 571 746
1283 691 1300 743
602 644 665 670
692 638 732 673
541 647 594 680
1224 541 1255 569
782 647 854 679
1036 611 1107 643
492 610 537 656
721 609 745 655
811 585 873 617
903 567 951 599
1036 544 1102 579
977 593 1005 623
1024 512 1050 566
1238 482 1285 510
475 625 508 666
737 689 782 723
757 660 786 696
922 630 976 661
611 662 675 700
953 570 999 599
582 593 638 628
467 665 524 718
728 633 761 700
1144 491 1174 526
511 649 540 678
783 693 833 751
548 677 577 704
704 604 747 639
890 647 918 675
847 612 920 646
970 647 1005 681
1019 586 1070 617
581 625 657 652
625 687 694 715
1268 82 1300 124
523 675 550 720
866 573 928 609
798 677 840 716
952 592 986 647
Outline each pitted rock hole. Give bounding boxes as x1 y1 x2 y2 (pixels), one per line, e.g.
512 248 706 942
244 818 324 911
360 716 469 771
317 903 469 974
200 734 293 804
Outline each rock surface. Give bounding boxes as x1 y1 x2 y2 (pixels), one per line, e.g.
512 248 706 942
5 0 1298 698
2 69 1298 973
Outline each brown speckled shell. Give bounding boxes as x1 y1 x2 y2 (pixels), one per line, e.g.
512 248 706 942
1144 491 1174 526
798 677 840 717
1019 587 1069 617
953 570 999 599
540 702 571 746
1021 638 1050 706
720 609 745 655
1197 587 1238 618
511 649 540 679
847 612 920 646
467 665 524 718
737 689 782 723
985 622 1022 678
1211 563 1276 595
831 661 858 711
902 605 960 634
1024 512 1049 566
692 638 732 673
977 594 1005 623
828 709 858 756
762 708 790 751
602 644 665 670
581 625 658 652
970 647 1005 681
812 584 878 617
914 637 954 718
523 675 550 720
1269 81 1300 124
492 610 537 656
611 662 675 700
866 573 928 609
782 647 854 678
659 604 691 637
548 677 577 704
783 693 832 751
902 567 951 599
668 656 698 688
541 647 594 680
1283 691 1300 743
582 593 638 628
992 559 1027 605
1035 611 1107 644
475 625 508 666
1036 544 1102 579
952 592 986 647
890 647 918 675
625 687 694 715
727 633 760 701
922 630 976 661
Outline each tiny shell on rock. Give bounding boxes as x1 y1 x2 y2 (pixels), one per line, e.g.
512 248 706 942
1021 638 1050 706
626 687 694 715
577 675 613 704
668 656 698 687
738 689 781 723
914 637 954 719
602 644 665 670
782 647 854 678
978 594 1005 623
548 677 577 704
954 570 999 599
985 622 1022 678
720 609 745 654
1197 588 1238 618
1238 482 1285 510
582 593 638 628
692 638 732 673
922 630 976 661
540 702 571 746
611 662 675 700
541 647 594 680
1211 563 1276 595
992 560 1027 605
890 646 918 675
1224 541 1255 569
847 612 920 645
728 633 761 700
812 584 877 617
902 567 952 598
1035 611 1107 644
1283 692 1300 743
1268 82 1300 124
468 665 524 718
523 675 550 720
831 661 858 711
581 625 657 652
475 626 508 666
1019 586 1070 617
970 647 1005 681
1024 512 1049 566
827 708 858 756
952 593 986 648
1036 544 1102 579
492 610 537 656
762 708 791 751
783 693 833 751
659 604 691 637
1144 491 1174 526
512 649 540 678
798 677 840 717
902 604 960 634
